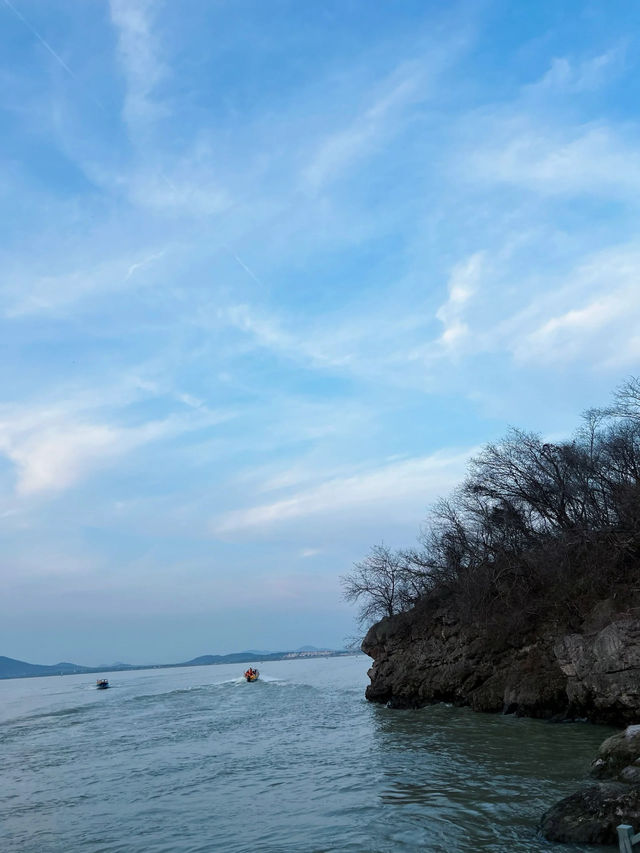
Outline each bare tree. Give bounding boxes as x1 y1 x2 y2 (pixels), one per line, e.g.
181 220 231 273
344 380 640 638
341 544 416 628
612 377 640 420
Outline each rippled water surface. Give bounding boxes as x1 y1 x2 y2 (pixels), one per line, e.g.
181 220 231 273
1 656 614 852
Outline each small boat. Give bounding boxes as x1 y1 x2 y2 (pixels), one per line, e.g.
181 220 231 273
96 679 109 690
244 668 259 682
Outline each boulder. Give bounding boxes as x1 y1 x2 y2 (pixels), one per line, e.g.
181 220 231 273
591 727 640 780
541 725 640 845
540 782 640 845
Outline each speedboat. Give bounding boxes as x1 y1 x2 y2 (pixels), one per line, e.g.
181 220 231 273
244 668 259 682
96 679 109 689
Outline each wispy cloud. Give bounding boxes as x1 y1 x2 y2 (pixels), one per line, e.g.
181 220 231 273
3 0 640 658
124 249 165 281
508 246 640 368
0 393 231 496
302 64 425 193
2 245 169 317
212 449 472 537
124 159 232 217
435 252 484 351
0 241 167 319
109 0 167 128
299 548 322 558
469 121 640 199
526 46 626 95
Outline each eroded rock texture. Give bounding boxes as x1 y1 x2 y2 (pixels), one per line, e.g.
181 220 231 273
540 782 640 845
362 597 640 724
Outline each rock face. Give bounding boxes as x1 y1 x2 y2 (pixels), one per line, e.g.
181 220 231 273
541 726 640 845
362 596 640 724
554 617 640 724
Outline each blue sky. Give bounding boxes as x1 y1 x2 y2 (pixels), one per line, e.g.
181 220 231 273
1 0 639 664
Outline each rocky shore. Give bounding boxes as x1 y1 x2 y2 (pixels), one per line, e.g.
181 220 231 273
362 595 640 725
541 726 640 845
362 594 640 845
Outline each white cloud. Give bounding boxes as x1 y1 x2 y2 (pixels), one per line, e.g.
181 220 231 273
125 249 165 281
212 449 473 537
509 246 640 367
302 65 424 193
299 548 322 558
215 228 640 393
520 298 619 361
0 400 230 497
453 45 638 204
2 243 169 318
223 303 294 353
109 0 168 128
435 252 484 350
219 302 357 369
463 109 640 201
4 422 124 496
124 162 231 217
527 47 626 95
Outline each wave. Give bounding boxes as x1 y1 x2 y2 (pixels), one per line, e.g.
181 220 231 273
3 703 94 728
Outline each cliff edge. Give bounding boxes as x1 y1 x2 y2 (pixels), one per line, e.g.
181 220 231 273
362 595 640 725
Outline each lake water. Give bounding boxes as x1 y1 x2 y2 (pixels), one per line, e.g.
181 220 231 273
1 655 614 852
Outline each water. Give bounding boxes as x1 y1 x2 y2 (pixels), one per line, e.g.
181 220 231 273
0 655 614 852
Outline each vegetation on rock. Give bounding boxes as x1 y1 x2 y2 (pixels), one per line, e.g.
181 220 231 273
344 379 640 643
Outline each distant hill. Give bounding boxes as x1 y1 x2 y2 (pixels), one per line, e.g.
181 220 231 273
0 647 353 680
0 656 93 678
181 650 293 666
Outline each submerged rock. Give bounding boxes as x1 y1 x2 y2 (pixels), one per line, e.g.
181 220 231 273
540 782 640 845
541 724 640 845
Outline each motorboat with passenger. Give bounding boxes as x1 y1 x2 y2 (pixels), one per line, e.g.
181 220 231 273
96 679 109 689
244 668 259 682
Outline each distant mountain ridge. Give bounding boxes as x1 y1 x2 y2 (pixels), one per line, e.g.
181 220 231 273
0 656 94 678
0 647 352 680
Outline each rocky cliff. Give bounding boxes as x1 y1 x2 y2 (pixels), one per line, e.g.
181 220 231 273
362 595 640 725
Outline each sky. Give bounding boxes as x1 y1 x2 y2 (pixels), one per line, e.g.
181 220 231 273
1 0 640 665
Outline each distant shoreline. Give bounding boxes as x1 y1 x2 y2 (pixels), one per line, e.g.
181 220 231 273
0 649 361 681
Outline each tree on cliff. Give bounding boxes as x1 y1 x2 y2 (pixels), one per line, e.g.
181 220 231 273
343 378 640 637
341 543 430 627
